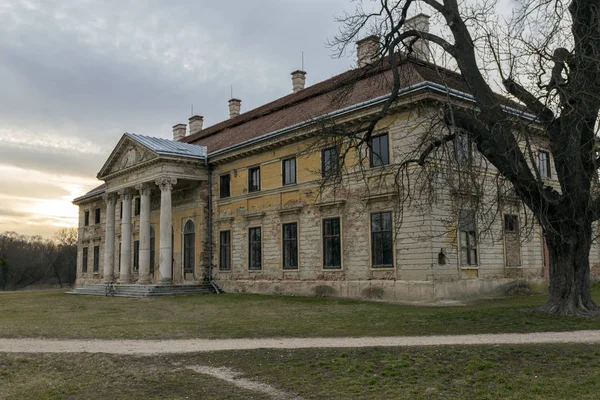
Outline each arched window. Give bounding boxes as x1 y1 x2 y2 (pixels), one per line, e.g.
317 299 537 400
183 220 195 273
150 226 155 274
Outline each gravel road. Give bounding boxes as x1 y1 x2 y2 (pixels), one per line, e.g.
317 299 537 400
1 330 599 355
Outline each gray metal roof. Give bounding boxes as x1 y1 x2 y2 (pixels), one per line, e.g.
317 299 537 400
125 132 207 159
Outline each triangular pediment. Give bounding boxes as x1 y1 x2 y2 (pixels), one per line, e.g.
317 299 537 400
97 135 158 179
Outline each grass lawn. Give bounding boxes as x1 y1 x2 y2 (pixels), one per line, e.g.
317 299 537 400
2 345 600 399
0 288 599 339
190 344 600 400
0 352 269 400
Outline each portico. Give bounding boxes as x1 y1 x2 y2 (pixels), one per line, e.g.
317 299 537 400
94 132 209 286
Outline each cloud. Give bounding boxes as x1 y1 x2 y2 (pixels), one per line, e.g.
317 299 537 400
0 0 355 236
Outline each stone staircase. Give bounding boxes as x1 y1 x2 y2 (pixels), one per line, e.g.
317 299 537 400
68 283 219 297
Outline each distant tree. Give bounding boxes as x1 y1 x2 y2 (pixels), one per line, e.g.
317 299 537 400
323 0 600 314
53 228 78 287
0 229 78 290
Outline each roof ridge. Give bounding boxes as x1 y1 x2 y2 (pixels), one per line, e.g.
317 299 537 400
182 64 390 144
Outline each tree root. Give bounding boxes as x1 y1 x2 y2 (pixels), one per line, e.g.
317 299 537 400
538 299 600 316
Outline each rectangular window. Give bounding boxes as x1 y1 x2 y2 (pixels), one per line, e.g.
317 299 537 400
94 208 101 224
219 231 231 270
323 218 342 269
504 214 521 267
120 202 123 219
371 212 394 267
282 223 298 269
504 214 518 233
134 198 141 216
370 134 390 167
248 227 262 270
82 247 88 273
455 133 471 165
282 158 297 185
539 151 551 178
459 210 478 266
322 147 340 177
133 240 140 272
84 211 90 227
93 245 100 273
220 174 231 198
248 167 261 192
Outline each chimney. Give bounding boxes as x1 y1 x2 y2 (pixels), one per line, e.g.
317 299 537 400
188 115 204 136
228 98 241 119
291 70 307 93
405 14 431 62
172 123 186 141
356 35 380 68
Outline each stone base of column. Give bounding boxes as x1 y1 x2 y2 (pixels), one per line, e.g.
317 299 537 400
159 278 173 285
103 275 113 284
138 277 152 285
119 275 132 284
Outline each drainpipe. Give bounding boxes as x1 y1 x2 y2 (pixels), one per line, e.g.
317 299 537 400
205 157 219 294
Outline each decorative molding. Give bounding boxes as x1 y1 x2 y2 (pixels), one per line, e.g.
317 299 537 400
217 215 235 223
315 199 346 209
244 211 265 220
278 206 303 215
362 192 397 203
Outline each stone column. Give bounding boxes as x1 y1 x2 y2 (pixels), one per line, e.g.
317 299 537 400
102 193 116 283
119 189 133 284
136 183 152 284
156 177 177 284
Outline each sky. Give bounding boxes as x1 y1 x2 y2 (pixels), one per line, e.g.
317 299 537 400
0 0 357 237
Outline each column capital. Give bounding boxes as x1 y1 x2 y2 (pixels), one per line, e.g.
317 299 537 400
155 176 177 192
117 188 135 201
102 192 117 205
135 183 153 196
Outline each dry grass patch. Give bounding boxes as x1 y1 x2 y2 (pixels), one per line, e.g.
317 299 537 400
0 289 599 339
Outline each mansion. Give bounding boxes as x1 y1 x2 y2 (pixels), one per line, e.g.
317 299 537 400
73 15 600 301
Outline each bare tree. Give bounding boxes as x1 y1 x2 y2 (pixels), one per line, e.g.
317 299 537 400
321 0 600 314
0 229 78 290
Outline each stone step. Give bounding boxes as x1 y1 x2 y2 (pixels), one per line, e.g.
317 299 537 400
68 283 219 297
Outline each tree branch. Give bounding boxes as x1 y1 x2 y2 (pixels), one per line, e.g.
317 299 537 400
395 29 457 57
503 78 555 124
401 133 456 167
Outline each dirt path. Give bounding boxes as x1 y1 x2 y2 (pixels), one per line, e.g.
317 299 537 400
1 330 599 355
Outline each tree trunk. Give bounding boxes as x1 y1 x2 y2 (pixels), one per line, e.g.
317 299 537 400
540 222 599 315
